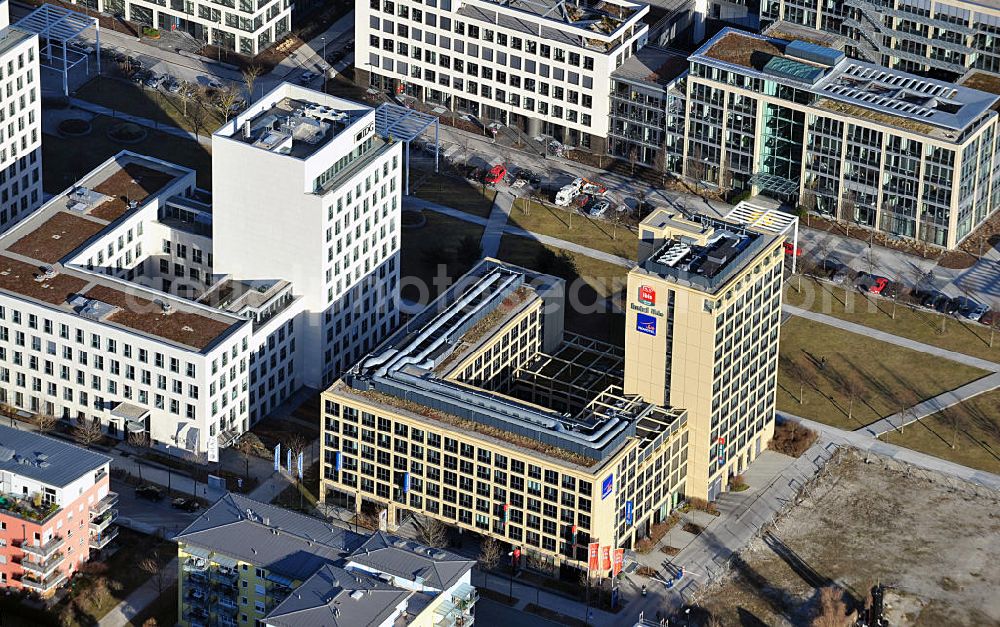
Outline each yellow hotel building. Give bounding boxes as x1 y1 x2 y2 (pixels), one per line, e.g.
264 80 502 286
320 215 783 573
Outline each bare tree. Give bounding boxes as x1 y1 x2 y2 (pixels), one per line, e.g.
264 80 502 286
234 436 256 481
839 194 856 238
988 314 999 348
142 619 159 627
139 550 166 594
812 586 857 627
628 146 638 176
34 412 58 433
177 82 193 117
242 64 264 103
74 418 104 448
416 516 449 548
215 85 242 123
478 537 502 587
800 190 817 227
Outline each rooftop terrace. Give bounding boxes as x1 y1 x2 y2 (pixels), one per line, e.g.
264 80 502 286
638 212 778 294
611 45 688 88
0 153 243 352
218 84 373 160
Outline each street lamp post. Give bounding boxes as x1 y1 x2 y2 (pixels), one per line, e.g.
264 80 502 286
321 37 328 91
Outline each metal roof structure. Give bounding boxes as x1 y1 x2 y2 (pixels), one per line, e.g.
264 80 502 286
347 531 475 591
16 5 101 96
374 103 439 194
724 201 800 273
264 564 410 627
0 423 110 488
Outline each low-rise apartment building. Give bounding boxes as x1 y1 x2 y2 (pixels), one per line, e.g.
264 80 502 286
356 0 652 152
67 0 291 56
760 0 1000 79
321 259 690 574
0 424 116 597
664 28 1000 249
176 493 476 627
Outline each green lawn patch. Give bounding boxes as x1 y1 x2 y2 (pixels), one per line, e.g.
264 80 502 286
76 77 225 137
879 388 1000 473
400 211 485 304
784 277 1000 364
496 234 626 342
777 317 990 430
44 116 212 191
414 174 496 218
508 198 637 260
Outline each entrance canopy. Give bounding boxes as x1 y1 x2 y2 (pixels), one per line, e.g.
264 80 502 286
374 103 440 194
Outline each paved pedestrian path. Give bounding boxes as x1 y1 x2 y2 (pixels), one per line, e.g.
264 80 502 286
403 196 634 268
98 558 178 627
862 371 1000 436
481 191 514 258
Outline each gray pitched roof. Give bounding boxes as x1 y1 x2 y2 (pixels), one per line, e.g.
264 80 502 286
347 532 475 591
176 493 366 581
0 424 110 488
264 564 411 627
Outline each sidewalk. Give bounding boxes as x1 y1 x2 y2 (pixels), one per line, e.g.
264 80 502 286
481 191 514 257
98 557 178 627
862 371 1000 436
404 196 634 268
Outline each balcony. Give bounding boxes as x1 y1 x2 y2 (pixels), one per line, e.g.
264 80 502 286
20 551 65 578
451 583 478 611
183 556 210 573
19 536 65 558
89 526 119 550
20 570 67 593
91 492 119 517
90 510 118 533
0 493 60 524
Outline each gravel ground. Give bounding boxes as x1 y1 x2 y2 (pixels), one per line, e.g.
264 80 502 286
692 450 1000 626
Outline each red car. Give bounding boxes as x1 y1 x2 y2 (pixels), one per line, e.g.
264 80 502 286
869 277 890 294
783 241 802 256
485 164 507 185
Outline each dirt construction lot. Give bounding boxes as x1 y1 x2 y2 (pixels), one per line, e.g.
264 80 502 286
693 451 1000 626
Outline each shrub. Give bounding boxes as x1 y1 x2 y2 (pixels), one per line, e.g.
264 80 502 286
635 538 655 554
684 497 720 516
770 421 818 458
682 522 704 535
636 566 658 577
660 545 679 556
142 27 160 38
730 474 749 491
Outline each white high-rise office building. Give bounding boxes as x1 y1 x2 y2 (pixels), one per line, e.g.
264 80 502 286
0 0 42 231
212 83 403 390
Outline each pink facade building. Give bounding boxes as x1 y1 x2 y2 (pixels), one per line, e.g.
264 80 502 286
0 424 116 597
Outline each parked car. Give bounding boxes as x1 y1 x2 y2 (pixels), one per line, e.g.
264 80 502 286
573 193 591 209
143 73 163 88
136 485 164 501
940 297 961 315
979 310 1000 327
918 291 948 310
165 78 182 93
516 169 540 186
171 497 200 512
783 241 803 256
298 71 317 84
954 297 989 322
858 273 894 295
485 164 507 185
588 199 611 218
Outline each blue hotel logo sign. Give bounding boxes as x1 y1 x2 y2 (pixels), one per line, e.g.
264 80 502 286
636 313 657 336
601 474 613 500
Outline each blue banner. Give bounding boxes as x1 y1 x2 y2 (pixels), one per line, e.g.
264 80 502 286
601 474 613 500
286 448 292 474
335 451 343 472
297 452 304 480
403 472 411 494
273 444 281 471
625 500 634 526
636 313 657 336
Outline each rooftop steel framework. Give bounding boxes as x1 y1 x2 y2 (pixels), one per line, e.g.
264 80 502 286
16 5 100 96
374 103 439 195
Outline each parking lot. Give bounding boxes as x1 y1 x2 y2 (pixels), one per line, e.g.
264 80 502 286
113 477 202 538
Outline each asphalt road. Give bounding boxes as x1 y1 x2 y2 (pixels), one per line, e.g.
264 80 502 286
113 478 201 539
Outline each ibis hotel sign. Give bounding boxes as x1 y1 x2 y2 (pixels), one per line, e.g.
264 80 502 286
631 285 665 318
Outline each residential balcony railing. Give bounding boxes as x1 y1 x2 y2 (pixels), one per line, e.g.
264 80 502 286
19 551 65 577
20 570 67 592
90 510 118 533
90 526 119 550
19 536 64 558
91 492 119 517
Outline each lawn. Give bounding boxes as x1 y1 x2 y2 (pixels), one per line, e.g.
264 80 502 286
56 528 175 625
76 77 227 137
777 316 989 430
784 277 1000 364
44 116 212 190
508 198 637 260
879 388 1000 473
414 173 496 218
127 582 178 627
400 211 485 305
496 234 627 342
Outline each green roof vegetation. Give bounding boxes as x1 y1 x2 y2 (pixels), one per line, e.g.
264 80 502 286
814 98 937 135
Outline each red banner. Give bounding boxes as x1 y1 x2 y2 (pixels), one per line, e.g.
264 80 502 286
601 546 611 571
588 542 600 571
613 548 624 576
